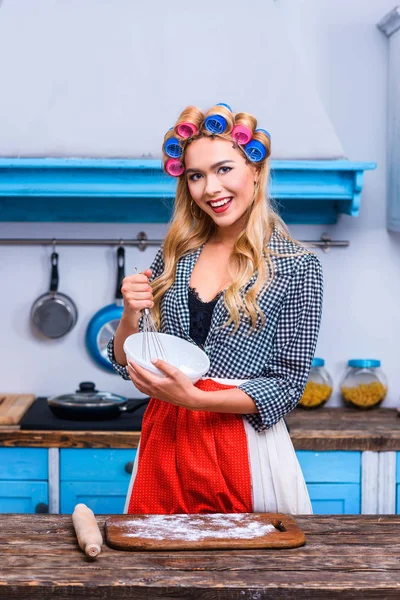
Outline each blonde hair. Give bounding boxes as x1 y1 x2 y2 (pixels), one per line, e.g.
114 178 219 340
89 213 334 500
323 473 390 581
152 104 311 333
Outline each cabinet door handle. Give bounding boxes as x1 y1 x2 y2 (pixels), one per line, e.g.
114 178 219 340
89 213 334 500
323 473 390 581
125 461 134 474
35 502 49 514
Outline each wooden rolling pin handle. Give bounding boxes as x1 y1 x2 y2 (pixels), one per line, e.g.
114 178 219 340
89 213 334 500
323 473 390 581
72 503 103 558
85 543 101 558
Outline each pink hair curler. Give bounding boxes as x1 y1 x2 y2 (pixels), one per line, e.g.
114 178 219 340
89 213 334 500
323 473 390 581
176 122 198 139
165 158 185 177
231 125 252 145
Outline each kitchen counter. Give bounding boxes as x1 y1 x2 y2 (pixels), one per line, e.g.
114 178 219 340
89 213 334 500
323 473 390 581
1 514 399 599
0 408 399 450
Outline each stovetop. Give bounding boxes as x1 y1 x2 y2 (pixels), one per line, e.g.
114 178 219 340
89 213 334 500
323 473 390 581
20 397 149 431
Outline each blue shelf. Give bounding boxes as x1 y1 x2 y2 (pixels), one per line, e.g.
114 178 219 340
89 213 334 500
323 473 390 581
0 158 376 224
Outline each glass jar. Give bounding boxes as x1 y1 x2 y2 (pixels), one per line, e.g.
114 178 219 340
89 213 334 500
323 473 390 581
340 359 388 409
299 358 333 409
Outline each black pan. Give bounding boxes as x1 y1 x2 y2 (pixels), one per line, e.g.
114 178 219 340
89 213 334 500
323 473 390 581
47 381 150 421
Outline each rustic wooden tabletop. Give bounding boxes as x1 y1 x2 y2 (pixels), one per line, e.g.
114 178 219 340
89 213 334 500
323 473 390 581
1 514 400 599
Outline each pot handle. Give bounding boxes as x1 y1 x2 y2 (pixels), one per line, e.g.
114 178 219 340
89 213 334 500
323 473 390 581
77 382 98 394
115 246 125 301
50 252 59 293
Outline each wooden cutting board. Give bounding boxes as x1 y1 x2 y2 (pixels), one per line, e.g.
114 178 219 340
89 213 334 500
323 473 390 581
105 513 306 551
0 394 36 425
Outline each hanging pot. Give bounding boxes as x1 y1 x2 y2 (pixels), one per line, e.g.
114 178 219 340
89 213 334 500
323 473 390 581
31 251 78 339
85 246 125 372
47 381 150 421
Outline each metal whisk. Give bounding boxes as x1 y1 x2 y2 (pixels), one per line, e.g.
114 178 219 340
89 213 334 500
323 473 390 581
134 268 168 364
141 307 168 364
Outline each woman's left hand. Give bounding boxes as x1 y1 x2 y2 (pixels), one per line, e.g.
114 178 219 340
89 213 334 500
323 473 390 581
127 359 204 410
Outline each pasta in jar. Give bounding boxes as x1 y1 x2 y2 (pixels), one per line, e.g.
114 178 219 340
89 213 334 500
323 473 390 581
299 358 333 409
340 359 388 409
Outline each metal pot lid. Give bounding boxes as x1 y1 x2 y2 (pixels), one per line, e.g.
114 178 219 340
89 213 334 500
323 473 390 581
47 381 127 408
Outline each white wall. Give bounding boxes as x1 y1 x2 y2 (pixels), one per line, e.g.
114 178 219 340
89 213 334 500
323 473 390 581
0 0 399 408
277 0 400 406
0 0 343 159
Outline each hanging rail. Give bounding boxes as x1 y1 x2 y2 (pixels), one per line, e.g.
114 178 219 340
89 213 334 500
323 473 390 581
0 232 349 253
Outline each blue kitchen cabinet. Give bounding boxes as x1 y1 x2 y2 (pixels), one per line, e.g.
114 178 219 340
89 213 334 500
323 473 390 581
296 451 362 514
0 158 376 225
60 448 136 514
0 448 48 513
59 448 361 515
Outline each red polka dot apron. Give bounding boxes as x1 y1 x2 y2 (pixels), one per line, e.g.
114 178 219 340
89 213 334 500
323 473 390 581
126 378 253 514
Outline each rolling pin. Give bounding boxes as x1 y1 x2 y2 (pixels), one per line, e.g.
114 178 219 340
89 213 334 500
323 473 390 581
72 503 103 558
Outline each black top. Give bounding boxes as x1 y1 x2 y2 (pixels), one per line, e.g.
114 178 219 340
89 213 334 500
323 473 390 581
188 286 223 347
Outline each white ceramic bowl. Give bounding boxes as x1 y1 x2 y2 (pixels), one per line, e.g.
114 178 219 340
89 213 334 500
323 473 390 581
123 332 210 383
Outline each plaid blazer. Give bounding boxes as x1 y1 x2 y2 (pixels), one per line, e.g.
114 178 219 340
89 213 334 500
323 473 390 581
108 227 324 432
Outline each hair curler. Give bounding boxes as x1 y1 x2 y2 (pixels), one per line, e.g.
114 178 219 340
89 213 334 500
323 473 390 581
164 137 183 158
244 139 267 162
204 102 232 134
255 128 271 140
176 122 198 139
216 102 232 111
231 124 253 145
165 158 185 177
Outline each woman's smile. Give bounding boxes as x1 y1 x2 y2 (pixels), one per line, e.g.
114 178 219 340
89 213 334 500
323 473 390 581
208 196 233 213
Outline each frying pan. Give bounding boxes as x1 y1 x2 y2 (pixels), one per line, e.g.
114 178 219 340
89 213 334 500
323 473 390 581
31 251 78 339
85 246 125 372
48 381 150 421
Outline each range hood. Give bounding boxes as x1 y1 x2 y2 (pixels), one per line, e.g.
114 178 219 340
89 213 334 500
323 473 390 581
0 0 375 224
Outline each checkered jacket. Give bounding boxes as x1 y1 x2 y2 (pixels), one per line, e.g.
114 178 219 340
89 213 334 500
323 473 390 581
107 227 323 432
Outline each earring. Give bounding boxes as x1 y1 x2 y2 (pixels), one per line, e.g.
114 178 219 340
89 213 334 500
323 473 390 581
190 200 202 220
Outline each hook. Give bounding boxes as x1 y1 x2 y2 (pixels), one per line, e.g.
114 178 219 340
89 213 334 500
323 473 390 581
137 232 148 252
320 233 332 254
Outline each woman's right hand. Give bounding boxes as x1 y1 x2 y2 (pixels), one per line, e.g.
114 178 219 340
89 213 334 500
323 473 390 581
120 268 154 324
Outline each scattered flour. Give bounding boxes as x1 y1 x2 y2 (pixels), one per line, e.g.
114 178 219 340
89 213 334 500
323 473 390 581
120 513 276 541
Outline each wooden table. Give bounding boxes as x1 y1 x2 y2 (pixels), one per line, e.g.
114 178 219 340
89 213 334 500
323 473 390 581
1 514 400 599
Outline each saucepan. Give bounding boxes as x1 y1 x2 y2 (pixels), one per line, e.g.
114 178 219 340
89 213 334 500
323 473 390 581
47 381 150 421
31 251 78 339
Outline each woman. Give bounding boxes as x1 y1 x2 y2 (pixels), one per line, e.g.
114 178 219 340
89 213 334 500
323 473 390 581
108 103 323 515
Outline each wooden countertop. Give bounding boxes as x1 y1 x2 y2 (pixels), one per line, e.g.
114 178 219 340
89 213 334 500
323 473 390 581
0 408 399 450
1 514 400 599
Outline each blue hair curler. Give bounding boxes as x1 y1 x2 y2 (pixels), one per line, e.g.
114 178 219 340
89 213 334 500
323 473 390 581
216 102 232 111
255 128 271 140
204 102 233 134
244 139 267 162
204 114 228 134
164 136 183 159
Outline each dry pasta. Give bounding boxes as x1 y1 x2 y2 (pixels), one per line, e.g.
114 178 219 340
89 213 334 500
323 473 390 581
299 381 332 408
341 381 387 408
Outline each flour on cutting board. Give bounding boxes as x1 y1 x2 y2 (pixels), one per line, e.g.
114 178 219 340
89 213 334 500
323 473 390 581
120 513 276 541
